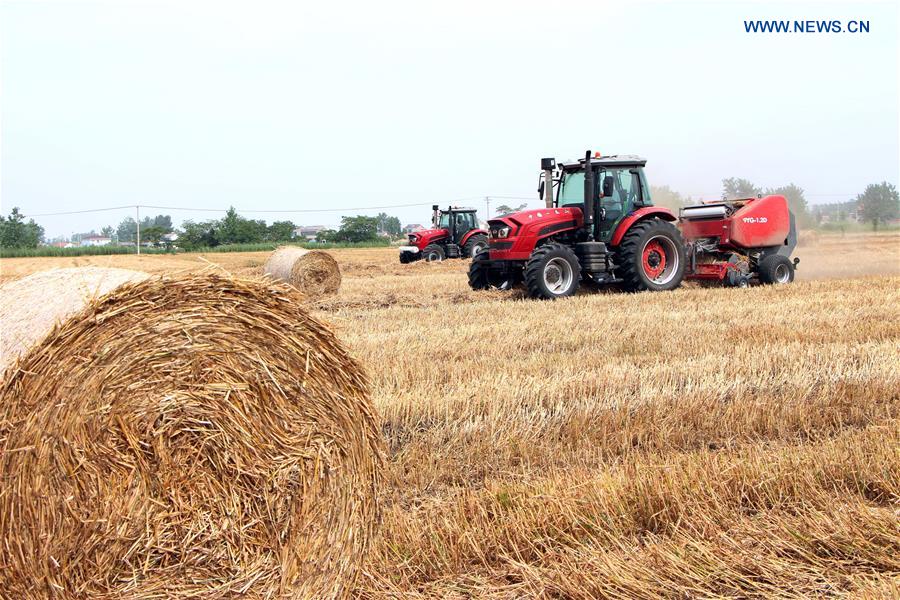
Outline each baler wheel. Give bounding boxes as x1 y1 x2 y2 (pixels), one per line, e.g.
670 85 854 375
524 243 580 299
615 219 687 292
758 254 795 284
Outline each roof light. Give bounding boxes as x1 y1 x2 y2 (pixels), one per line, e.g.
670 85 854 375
594 151 602 158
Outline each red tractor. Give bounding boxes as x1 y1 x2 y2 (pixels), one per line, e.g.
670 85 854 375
400 205 489 263
469 151 799 299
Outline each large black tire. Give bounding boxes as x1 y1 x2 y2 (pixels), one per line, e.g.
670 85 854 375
615 219 686 292
399 252 413 264
422 244 445 262
468 252 517 290
463 234 489 258
757 254 794 284
524 243 580 299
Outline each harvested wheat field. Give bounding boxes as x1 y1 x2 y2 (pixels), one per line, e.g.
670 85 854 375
1 231 898 598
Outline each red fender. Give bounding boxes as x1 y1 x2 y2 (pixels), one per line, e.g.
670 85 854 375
459 228 488 247
610 207 677 246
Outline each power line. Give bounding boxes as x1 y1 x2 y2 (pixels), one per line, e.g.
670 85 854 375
19 192 857 220
22 198 486 219
23 205 137 217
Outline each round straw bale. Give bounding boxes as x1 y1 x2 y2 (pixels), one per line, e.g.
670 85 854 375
264 246 341 296
0 270 383 598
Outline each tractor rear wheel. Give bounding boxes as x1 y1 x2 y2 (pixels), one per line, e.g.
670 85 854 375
463 234 489 258
524 243 580 299
468 252 516 290
616 219 686 292
757 254 794 284
422 244 445 262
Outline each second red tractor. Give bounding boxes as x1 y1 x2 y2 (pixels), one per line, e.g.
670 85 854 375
399 205 488 263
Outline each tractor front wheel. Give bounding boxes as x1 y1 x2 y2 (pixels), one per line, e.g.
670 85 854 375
524 243 580 299
468 252 517 290
616 219 686 292
422 244 446 262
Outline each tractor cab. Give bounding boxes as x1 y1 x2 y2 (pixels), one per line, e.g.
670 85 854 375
554 155 653 243
435 207 479 245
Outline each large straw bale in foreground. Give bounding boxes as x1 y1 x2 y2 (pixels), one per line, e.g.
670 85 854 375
0 269 383 598
264 246 341 296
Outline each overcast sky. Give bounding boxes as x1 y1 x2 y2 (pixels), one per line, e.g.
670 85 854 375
1 0 897 238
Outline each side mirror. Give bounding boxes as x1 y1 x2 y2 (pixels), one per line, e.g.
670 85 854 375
602 176 614 198
537 180 545 198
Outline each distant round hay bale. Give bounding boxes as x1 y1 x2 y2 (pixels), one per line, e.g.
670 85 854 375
264 246 341 296
0 269 383 598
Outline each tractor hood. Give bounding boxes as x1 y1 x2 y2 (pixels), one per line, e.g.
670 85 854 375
408 227 449 249
487 206 584 261
491 206 583 231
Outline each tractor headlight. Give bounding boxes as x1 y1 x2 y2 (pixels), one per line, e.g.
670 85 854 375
496 226 511 238
408 234 418 244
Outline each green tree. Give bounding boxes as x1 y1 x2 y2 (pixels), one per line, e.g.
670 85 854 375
179 220 219 249
218 207 267 244
494 203 527 217
117 217 138 243
765 183 810 227
267 220 296 242
857 182 899 231
0 207 44 248
316 229 338 243
141 225 166 246
140 214 172 232
100 225 115 239
333 215 378 242
722 178 761 200
375 213 402 236
649 185 685 211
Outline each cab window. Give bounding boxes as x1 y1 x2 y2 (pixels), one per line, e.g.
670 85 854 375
558 171 588 207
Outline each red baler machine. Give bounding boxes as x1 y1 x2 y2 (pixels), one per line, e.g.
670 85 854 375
680 195 799 287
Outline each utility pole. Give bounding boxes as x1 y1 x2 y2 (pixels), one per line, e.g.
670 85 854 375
136 205 141 256
484 196 491 219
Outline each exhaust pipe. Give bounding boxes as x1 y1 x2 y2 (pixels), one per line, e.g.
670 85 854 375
541 157 556 209
583 150 594 240
432 204 439 228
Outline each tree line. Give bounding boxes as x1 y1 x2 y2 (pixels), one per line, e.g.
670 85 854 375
2 181 897 250
0 207 406 250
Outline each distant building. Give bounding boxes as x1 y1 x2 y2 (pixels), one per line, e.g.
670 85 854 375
402 224 424 234
50 241 75 248
80 236 112 247
162 232 179 243
293 225 326 240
